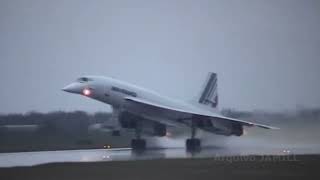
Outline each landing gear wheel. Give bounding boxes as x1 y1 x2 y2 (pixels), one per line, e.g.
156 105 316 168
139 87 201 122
131 139 146 151
186 138 201 152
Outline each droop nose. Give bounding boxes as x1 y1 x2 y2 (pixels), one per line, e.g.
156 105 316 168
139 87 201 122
62 83 82 94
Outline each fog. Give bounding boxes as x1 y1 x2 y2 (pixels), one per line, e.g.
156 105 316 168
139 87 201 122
1 0 320 113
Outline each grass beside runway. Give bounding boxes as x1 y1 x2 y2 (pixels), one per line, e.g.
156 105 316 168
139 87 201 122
0 155 319 180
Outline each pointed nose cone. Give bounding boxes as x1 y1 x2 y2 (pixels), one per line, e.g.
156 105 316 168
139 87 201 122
62 83 82 94
61 85 72 93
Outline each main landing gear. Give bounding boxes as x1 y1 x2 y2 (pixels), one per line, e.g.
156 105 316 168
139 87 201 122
186 120 201 152
129 118 202 152
131 139 146 151
131 122 146 151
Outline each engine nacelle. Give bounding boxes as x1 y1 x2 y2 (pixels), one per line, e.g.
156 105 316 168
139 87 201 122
153 123 166 137
119 111 138 129
231 123 243 136
195 119 213 128
119 111 167 136
192 115 213 128
194 116 244 136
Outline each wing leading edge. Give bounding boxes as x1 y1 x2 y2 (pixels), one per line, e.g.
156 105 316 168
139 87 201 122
124 97 279 130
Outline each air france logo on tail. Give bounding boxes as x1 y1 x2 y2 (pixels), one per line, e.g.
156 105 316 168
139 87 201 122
198 72 218 108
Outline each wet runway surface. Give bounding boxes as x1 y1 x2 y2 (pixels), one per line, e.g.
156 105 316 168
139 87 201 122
0 145 318 168
2 124 320 168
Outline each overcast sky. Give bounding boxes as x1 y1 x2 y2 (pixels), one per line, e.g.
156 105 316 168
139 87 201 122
0 0 319 113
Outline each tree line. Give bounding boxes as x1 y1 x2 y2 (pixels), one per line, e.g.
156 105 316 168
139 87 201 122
0 111 111 125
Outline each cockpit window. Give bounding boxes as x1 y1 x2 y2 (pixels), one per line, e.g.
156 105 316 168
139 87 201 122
77 77 93 83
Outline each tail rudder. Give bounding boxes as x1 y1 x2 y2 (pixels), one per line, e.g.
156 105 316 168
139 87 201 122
198 72 218 108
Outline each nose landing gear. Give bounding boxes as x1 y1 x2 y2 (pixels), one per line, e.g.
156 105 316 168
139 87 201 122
186 120 201 152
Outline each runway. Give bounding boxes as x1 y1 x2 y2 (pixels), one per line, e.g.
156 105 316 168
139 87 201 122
1 123 320 168
0 144 318 168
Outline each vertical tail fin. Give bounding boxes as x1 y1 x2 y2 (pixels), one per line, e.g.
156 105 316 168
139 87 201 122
198 72 218 108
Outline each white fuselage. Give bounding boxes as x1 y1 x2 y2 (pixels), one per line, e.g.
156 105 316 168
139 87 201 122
62 75 277 138
62 76 243 135
63 76 193 121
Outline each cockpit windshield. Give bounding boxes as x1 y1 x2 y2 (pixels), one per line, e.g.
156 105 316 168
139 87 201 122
77 77 93 83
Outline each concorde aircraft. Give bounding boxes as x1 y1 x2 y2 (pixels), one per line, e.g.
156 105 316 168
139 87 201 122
62 73 278 151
